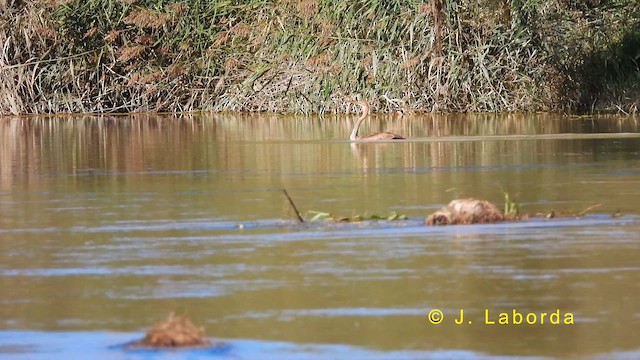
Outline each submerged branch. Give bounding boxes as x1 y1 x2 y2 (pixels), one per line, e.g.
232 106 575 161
577 203 603 217
282 189 304 223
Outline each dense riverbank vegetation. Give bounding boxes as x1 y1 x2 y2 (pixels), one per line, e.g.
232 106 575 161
1 0 638 115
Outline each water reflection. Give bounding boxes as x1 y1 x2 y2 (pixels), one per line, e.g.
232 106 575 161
2 114 639 215
2 113 639 183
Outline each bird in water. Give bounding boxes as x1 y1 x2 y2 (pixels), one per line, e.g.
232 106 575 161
348 101 405 141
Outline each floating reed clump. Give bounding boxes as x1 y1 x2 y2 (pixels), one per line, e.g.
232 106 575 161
425 198 505 225
125 313 213 349
1 0 639 115
425 197 609 226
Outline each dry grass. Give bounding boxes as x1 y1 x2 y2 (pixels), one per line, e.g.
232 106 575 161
117 45 146 63
124 8 169 29
425 198 505 225
1 0 638 115
125 313 212 349
297 0 319 19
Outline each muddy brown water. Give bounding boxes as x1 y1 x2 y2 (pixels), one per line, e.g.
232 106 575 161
0 113 639 359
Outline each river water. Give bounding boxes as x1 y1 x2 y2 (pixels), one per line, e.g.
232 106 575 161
0 113 639 359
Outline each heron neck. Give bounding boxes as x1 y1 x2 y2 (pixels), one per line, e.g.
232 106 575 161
350 105 369 141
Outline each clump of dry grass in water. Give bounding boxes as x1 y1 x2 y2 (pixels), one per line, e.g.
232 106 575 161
425 197 609 226
126 313 213 349
425 198 505 225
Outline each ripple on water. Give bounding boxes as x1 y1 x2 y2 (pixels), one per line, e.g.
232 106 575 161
0 330 555 360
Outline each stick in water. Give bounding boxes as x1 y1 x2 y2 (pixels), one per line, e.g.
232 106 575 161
577 203 602 217
282 189 304 223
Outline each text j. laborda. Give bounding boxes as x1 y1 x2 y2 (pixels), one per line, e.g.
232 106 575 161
427 309 574 325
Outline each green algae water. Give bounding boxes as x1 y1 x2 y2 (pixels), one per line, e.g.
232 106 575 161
1 113 640 359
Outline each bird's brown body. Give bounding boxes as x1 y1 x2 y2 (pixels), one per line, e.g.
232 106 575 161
348 101 405 141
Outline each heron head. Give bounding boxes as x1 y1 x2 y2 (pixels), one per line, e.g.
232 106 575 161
348 101 370 114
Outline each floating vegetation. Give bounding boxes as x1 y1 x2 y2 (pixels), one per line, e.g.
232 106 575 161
426 197 611 226
307 195 610 227
124 313 217 349
525 203 606 220
308 210 408 223
425 198 505 225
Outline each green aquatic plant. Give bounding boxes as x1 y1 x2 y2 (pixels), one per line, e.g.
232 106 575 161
503 191 520 218
308 211 332 222
307 210 408 223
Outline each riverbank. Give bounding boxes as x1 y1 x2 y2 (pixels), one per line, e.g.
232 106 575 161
1 0 638 115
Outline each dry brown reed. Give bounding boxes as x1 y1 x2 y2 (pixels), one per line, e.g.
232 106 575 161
124 8 169 29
